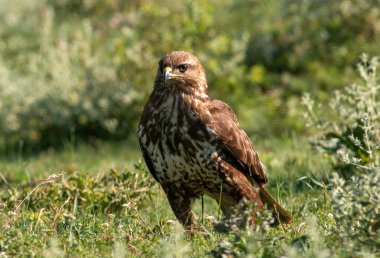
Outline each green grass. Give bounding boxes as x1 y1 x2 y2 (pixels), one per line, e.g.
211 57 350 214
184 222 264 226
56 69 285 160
0 136 342 257
1 0 379 256
0 138 140 182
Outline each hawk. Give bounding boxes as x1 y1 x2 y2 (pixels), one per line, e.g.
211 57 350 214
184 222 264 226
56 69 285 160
137 51 292 229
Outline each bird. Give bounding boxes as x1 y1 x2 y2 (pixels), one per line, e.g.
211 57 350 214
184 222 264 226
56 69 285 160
137 51 292 229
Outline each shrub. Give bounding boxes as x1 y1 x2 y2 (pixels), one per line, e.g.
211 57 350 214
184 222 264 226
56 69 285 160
303 54 379 178
303 55 380 254
211 200 277 257
2 0 380 149
330 172 380 252
0 2 140 150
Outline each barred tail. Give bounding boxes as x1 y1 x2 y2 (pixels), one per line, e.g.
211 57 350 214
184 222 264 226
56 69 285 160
258 186 292 225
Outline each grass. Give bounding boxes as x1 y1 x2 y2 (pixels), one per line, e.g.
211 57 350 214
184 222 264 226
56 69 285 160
1 139 140 181
0 135 342 257
1 1 379 256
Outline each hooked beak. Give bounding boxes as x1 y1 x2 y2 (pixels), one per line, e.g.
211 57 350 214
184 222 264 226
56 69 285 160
163 67 172 82
163 66 183 82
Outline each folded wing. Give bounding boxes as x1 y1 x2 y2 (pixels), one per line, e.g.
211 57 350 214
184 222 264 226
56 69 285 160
206 99 268 185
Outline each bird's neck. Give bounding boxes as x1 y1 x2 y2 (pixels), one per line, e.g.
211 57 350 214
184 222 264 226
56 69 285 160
182 86 209 102
154 84 209 102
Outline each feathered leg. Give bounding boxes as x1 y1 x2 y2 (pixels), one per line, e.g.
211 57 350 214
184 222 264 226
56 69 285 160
164 186 195 229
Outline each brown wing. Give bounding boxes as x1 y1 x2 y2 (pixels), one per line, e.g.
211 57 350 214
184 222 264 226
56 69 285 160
207 99 268 185
139 141 160 182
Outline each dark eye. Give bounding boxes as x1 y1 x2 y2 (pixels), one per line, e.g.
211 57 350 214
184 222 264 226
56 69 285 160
178 64 189 73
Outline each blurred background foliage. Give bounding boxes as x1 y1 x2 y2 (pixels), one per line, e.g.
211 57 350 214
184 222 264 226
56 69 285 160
0 0 379 151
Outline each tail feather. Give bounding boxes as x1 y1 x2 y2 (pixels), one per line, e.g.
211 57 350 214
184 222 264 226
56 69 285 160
258 186 292 225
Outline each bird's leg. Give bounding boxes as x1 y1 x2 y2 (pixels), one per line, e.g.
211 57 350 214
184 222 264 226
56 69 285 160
212 178 264 215
165 187 195 230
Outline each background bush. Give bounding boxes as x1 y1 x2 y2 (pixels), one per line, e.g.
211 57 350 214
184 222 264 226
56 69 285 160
303 54 379 178
1 0 380 151
303 54 380 253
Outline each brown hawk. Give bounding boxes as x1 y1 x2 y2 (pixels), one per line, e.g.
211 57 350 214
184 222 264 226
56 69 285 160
137 51 292 229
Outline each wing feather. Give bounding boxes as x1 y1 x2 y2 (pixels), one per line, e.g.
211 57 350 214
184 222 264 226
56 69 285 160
207 99 268 185
140 144 159 182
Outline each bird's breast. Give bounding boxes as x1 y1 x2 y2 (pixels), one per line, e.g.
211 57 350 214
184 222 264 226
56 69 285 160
139 93 222 190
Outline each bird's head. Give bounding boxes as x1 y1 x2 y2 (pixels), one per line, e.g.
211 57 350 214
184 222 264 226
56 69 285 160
154 51 208 98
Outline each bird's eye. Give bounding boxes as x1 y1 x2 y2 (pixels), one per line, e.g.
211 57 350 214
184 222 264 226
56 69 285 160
178 64 189 73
